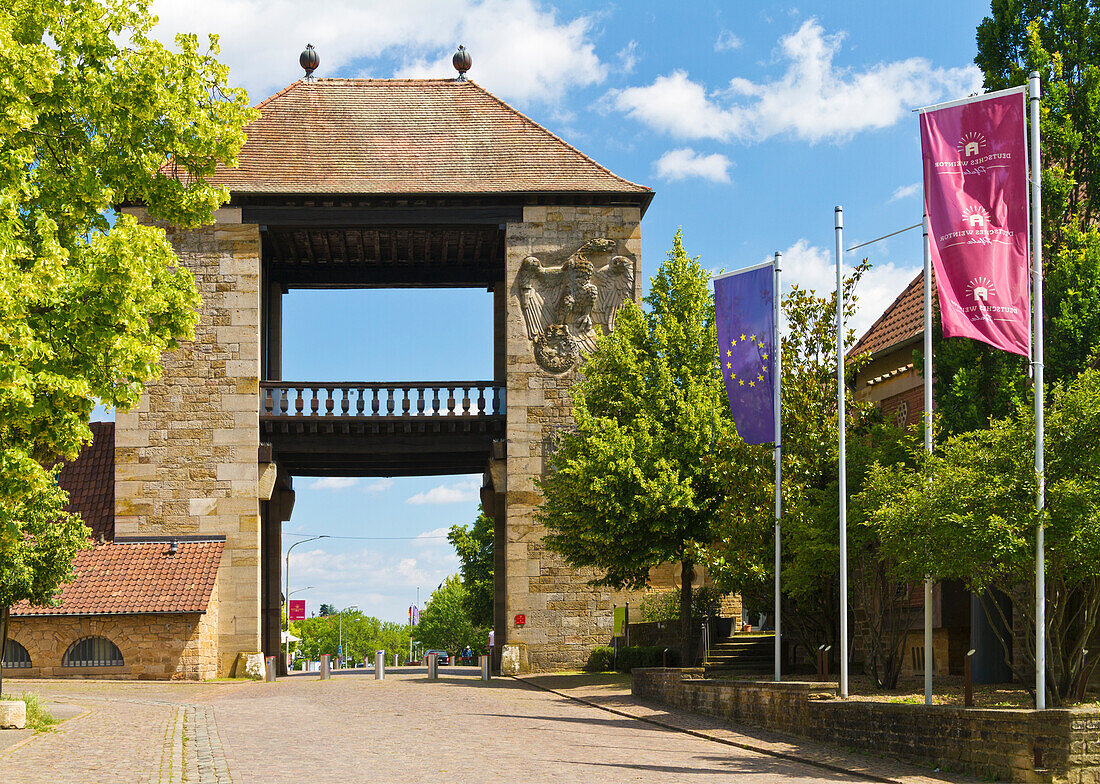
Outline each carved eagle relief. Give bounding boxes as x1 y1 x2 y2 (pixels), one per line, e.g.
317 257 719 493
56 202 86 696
517 239 635 372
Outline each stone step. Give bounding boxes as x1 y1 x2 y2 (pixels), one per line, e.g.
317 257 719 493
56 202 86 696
705 633 775 671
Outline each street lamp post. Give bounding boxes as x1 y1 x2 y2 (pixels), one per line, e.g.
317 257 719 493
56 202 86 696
285 536 328 673
339 604 359 669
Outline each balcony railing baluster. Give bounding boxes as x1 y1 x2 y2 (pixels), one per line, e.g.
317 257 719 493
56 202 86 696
259 382 504 420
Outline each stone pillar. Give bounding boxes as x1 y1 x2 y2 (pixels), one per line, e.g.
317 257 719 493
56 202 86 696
266 278 283 380
503 205 649 671
115 207 262 677
262 482 294 675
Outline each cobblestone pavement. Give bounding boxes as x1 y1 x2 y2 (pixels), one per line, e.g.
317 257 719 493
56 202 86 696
0 671 970 784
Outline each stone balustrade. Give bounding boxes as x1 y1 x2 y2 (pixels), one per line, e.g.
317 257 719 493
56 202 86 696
259 382 505 418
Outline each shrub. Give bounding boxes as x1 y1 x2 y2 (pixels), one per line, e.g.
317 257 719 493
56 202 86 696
585 646 616 672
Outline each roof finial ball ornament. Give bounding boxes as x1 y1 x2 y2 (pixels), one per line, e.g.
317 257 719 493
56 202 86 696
300 43 320 81
453 45 471 81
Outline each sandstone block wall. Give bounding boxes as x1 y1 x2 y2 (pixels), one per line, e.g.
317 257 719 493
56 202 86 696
6 602 218 681
503 205 651 671
115 208 261 677
634 668 1100 783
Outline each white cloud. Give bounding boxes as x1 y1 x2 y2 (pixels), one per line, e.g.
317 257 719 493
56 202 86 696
653 148 732 183
889 182 922 202
151 0 605 106
405 479 481 505
715 30 742 52
309 477 359 490
617 40 638 74
612 19 982 144
290 547 458 594
306 477 394 492
611 70 746 140
775 239 919 338
412 527 452 547
362 478 395 494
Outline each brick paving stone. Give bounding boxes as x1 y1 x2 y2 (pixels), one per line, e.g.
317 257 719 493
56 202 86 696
0 691 171 783
0 672 978 784
210 671 877 783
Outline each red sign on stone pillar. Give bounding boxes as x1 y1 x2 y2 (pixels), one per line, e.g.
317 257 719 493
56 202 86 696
289 599 306 621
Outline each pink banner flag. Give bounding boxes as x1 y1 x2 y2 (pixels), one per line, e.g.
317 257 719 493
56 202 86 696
921 89 1030 356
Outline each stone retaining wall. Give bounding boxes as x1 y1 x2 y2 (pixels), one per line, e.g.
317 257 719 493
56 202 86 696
633 668 1100 783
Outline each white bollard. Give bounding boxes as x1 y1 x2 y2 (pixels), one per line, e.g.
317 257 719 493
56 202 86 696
480 654 490 681
320 653 331 680
375 650 385 680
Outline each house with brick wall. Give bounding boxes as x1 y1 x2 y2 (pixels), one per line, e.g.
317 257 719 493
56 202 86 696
2 423 224 680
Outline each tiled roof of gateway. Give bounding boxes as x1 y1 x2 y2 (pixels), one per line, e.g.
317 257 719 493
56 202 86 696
57 421 114 542
207 78 652 197
11 539 224 616
850 269 937 358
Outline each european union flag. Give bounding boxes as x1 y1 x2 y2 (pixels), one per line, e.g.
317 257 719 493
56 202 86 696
714 262 776 445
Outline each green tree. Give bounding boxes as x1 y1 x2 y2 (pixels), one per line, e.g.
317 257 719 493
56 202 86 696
538 231 735 666
935 1 1100 435
416 575 486 656
710 263 920 687
0 0 254 693
0 472 86 695
861 369 1100 706
293 610 412 666
448 507 494 628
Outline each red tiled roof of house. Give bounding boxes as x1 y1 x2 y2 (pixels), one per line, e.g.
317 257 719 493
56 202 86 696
57 421 114 542
850 269 937 358
204 78 652 198
10 539 224 616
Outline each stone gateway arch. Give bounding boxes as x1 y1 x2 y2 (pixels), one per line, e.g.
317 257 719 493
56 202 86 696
114 76 659 676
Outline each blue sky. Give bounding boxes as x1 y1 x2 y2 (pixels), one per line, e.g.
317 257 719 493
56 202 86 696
136 0 992 622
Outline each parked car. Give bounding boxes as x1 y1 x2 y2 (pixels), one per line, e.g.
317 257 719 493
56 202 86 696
424 650 449 665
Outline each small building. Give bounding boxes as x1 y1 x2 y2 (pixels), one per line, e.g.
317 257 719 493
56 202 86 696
850 269 929 429
2 423 224 680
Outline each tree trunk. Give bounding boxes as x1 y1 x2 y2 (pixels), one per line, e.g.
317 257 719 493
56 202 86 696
0 605 8 697
680 559 694 667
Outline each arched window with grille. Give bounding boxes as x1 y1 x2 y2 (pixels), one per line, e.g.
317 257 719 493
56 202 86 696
63 636 123 667
2 639 31 668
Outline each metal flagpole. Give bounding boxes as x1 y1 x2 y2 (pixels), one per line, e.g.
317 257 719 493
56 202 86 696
774 250 783 683
1029 70 1046 710
923 214 934 706
835 206 849 698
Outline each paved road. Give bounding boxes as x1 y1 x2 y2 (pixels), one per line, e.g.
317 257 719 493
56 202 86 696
0 670 917 784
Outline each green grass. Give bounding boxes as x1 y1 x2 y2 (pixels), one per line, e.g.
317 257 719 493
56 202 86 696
1 692 58 732
885 695 924 705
